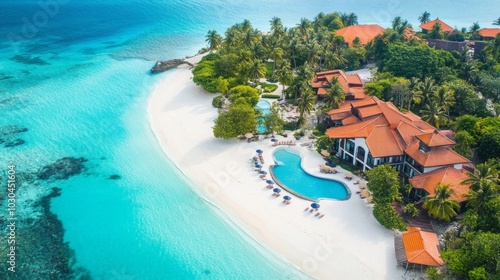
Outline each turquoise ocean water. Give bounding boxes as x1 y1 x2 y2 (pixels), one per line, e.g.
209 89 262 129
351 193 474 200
1 0 498 278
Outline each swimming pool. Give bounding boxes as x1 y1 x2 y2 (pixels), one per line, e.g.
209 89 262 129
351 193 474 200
270 148 350 201
256 99 271 134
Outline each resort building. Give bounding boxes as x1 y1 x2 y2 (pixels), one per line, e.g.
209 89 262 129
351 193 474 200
312 70 366 100
322 96 471 198
335 24 385 46
395 227 444 270
478 28 500 40
419 19 454 34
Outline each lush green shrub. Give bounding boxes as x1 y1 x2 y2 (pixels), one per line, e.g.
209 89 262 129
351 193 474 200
192 55 219 92
315 135 335 154
312 129 322 136
373 203 406 231
212 95 224 108
403 203 420 219
261 94 280 99
283 121 299 131
228 85 260 107
315 122 327 134
262 83 278 93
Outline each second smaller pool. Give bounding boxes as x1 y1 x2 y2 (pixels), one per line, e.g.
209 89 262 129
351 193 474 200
271 148 350 201
256 99 271 134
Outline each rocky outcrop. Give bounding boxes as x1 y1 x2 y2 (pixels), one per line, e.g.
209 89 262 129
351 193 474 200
150 59 194 74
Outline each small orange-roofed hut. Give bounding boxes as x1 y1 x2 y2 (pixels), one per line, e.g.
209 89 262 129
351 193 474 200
395 227 444 272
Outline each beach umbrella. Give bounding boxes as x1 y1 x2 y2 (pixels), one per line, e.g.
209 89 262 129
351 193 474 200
256 149 263 154
311 202 320 209
259 171 267 175
245 132 254 139
283 195 292 201
271 138 278 142
266 180 274 184
255 164 262 168
273 188 281 193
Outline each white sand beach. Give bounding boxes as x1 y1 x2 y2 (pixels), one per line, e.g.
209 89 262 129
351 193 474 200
147 55 410 279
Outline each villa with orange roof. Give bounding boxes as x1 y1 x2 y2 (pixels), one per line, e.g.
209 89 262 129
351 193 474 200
312 70 366 100
323 96 471 200
478 28 500 40
395 227 444 269
419 19 454 34
335 24 385 46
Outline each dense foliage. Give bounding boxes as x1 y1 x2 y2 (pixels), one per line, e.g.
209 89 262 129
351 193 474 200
372 203 406 231
366 165 400 204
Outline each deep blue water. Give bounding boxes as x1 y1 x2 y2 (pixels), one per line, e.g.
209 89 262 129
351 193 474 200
0 0 498 278
272 148 349 200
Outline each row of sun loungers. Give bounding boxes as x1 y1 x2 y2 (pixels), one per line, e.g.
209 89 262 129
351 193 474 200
304 207 325 218
319 164 337 174
272 141 295 147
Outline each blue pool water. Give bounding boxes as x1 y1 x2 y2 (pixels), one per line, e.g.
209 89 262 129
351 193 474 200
256 99 271 134
1 0 497 277
271 148 350 201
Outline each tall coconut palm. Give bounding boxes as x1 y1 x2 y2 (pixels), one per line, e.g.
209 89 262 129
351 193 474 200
423 183 460 222
296 90 316 120
323 50 347 70
408 77 423 110
275 61 293 99
419 77 437 104
205 30 222 51
433 85 455 117
297 18 311 38
418 11 431 24
247 59 266 82
462 163 500 191
463 180 499 214
270 17 283 35
241 19 252 32
323 78 345 110
494 17 500 26
469 21 481 40
420 101 448 129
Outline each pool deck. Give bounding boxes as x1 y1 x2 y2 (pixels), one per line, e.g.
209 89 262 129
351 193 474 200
260 134 368 203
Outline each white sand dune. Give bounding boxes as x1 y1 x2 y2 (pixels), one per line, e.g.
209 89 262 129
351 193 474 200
147 55 410 279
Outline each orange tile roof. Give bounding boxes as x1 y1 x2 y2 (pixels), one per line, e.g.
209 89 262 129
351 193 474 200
335 24 386 46
479 28 500 39
326 115 387 139
402 227 444 266
312 69 366 100
357 105 382 119
366 126 404 157
409 167 471 202
416 131 455 147
405 142 469 168
419 19 454 32
395 121 427 148
342 115 361 125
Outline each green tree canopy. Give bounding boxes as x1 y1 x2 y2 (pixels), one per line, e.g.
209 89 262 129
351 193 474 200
213 103 257 139
477 129 500 161
423 183 460 222
228 85 260 107
366 165 400 204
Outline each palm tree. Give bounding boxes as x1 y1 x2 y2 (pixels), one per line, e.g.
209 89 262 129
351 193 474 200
493 17 500 26
408 77 422 110
275 61 293 99
323 50 347 70
418 11 431 25
391 16 402 30
341 12 358 26
296 90 316 120
419 77 437 104
462 163 500 191
247 59 266 82
297 18 311 38
323 78 345 109
433 85 455 117
423 183 460 222
205 30 222 51
463 180 498 214
420 102 448 129
241 19 252 32
469 21 481 40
